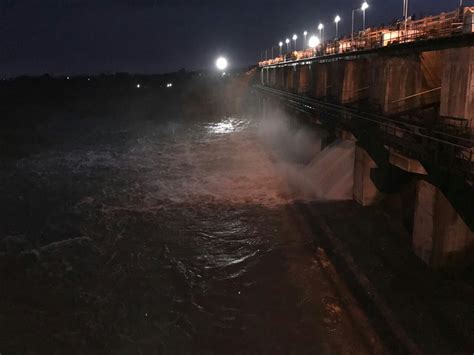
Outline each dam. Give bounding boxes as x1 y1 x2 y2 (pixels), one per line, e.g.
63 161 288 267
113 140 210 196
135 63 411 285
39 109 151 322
0 4 473 354
257 5 474 269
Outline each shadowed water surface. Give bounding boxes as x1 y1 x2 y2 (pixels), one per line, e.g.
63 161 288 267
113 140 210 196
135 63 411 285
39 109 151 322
0 114 381 354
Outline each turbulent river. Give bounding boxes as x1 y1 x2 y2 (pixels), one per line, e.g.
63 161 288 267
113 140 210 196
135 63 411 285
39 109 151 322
0 113 384 354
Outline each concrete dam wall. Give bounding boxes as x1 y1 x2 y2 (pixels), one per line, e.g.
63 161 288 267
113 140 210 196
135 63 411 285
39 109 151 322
257 44 474 269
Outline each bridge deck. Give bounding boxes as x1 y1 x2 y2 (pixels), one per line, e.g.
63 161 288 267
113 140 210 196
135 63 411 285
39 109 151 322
261 33 474 69
260 6 474 68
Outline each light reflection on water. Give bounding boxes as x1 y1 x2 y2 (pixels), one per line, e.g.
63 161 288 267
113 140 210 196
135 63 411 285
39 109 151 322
206 117 249 134
1 114 362 354
3 115 292 352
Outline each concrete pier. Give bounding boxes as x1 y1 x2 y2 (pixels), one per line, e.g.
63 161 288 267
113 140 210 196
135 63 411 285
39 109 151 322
339 60 368 104
353 146 381 206
440 46 474 130
368 55 425 114
388 149 428 175
297 65 311 95
413 180 474 268
312 63 328 98
285 66 296 93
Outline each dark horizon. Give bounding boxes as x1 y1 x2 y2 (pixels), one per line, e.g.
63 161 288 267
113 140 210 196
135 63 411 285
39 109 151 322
0 0 470 77
1 65 254 80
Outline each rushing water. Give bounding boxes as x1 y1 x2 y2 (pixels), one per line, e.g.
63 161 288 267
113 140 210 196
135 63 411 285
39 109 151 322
0 113 379 354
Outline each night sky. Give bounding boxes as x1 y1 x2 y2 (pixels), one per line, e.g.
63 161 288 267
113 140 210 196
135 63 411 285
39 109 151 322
0 0 469 76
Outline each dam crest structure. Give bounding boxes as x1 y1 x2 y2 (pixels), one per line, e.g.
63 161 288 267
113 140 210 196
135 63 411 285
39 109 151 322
256 6 474 268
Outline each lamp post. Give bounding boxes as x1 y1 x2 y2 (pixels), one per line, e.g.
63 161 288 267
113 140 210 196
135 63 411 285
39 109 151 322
303 31 308 48
318 23 324 43
279 41 283 56
292 34 298 51
352 9 356 43
285 38 290 52
334 15 341 39
361 1 369 30
403 0 409 34
352 2 369 44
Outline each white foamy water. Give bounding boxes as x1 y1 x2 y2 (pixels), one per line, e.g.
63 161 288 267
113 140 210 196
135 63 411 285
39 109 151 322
17 117 288 209
17 115 355 210
278 139 356 200
258 112 356 201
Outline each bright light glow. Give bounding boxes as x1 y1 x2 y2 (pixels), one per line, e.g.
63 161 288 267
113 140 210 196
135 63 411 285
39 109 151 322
207 118 247 134
303 31 308 36
361 1 369 10
210 121 234 134
292 34 298 40
285 38 290 44
166 83 173 88
279 41 283 47
318 23 324 30
308 35 321 48
216 57 228 71
136 83 140 88
335 15 341 23
66 76 70 80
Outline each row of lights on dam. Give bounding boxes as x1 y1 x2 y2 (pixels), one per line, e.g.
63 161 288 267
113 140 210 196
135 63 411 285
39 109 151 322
276 1 369 55
270 0 467 56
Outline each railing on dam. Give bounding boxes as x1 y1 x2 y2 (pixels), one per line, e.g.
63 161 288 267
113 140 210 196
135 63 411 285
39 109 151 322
259 6 474 67
254 85 474 183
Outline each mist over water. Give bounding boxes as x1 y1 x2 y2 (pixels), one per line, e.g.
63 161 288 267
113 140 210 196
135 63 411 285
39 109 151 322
258 111 355 201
